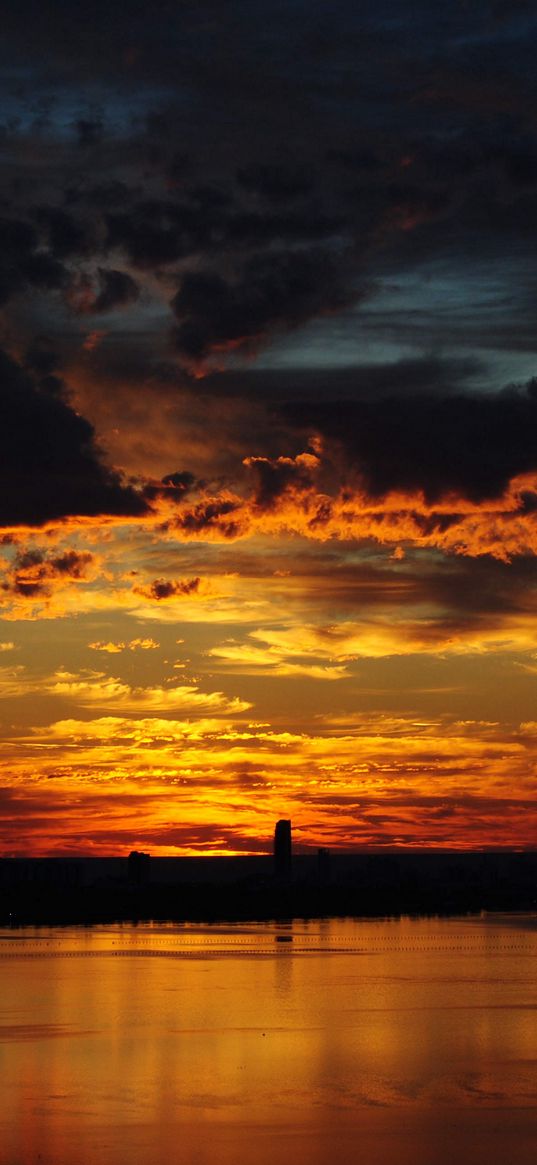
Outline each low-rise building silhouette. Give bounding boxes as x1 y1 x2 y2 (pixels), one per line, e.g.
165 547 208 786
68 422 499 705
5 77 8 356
317 847 331 884
128 850 151 886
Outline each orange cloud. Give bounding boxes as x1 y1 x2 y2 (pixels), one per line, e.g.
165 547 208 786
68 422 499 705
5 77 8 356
89 638 160 652
156 463 537 562
4 448 537 568
1 709 535 854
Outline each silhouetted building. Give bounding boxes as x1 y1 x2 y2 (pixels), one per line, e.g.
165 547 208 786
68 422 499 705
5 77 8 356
274 819 292 879
317 847 331 884
128 850 151 886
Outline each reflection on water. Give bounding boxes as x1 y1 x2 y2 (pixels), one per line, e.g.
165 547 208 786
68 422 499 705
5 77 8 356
1 916 537 1165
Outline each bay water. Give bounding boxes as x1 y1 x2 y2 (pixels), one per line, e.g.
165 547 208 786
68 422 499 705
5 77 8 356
1 915 536 1164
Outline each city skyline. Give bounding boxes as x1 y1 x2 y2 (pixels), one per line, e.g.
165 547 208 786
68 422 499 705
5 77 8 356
1 2 537 855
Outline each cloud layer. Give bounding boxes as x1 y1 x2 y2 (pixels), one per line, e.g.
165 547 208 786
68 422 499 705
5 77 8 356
1 1 537 852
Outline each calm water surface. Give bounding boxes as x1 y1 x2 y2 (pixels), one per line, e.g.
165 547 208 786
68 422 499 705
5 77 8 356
1 915 536 1165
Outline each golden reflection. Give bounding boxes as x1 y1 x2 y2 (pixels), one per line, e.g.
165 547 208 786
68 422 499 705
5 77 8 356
1 919 537 1165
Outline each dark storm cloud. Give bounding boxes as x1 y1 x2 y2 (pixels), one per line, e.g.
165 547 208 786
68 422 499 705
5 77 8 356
0 218 68 306
0 8 536 340
34 208 92 259
0 349 145 525
90 268 140 313
236 164 313 203
284 380 537 503
23 336 59 379
74 118 104 148
171 249 359 361
196 356 483 403
1 2 537 410
64 267 140 315
105 191 340 272
105 201 196 269
69 181 134 211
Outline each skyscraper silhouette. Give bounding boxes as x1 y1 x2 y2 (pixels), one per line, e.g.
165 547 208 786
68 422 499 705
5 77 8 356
274 819 292 879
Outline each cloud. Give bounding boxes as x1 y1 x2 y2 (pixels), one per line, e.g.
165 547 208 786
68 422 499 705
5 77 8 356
89 638 159 652
67 267 140 314
244 451 322 509
0 664 30 698
1 1 537 858
1 705 535 852
283 380 537 504
208 636 349 680
1 547 97 602
171 249 361 366
35 207 92 259
105 198 205 269
236 163 313 203
1 3 537 404
46 668 251 714
0 217 68 306
208 616 530 669
194 356 483 404
160 471 196 493
135 577 202 600
33 715 244 747
73 117 104 147
158 452 537 560
0 349 146 527
82 330 106 352
89 641 125 654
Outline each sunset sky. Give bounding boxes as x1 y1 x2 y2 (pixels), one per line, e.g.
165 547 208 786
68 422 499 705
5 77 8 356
1 1 537 855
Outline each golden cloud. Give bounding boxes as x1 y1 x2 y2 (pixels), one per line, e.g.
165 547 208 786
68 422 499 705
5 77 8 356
46 668 251 714
0 709 535 853
89 638 160 652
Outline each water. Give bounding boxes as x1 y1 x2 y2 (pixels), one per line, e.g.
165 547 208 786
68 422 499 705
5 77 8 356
1 915 536 1165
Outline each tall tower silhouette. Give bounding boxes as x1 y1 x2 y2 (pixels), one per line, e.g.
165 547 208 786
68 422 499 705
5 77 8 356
273 819 292 879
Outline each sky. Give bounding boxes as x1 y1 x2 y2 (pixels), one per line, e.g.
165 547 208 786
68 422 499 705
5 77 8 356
1 0 537 856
